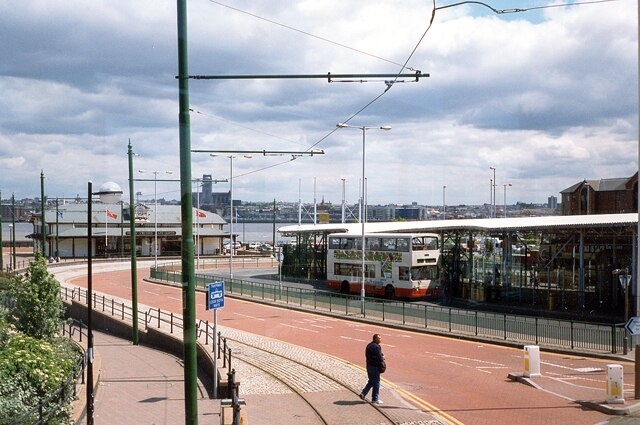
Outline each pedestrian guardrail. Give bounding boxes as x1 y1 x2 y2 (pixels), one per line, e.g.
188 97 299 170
150 266 627 355
60 286 245 423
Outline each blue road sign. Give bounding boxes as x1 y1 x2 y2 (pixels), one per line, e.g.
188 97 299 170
207 281 225 310
625 316 640 336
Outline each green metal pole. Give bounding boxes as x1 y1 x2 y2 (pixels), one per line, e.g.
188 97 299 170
56 198 59 258
0 190 3 271
11 194 16 269
177 1 198 423
40 170 47 256
120 201 124 258
128 140 139 345
272 198 276 256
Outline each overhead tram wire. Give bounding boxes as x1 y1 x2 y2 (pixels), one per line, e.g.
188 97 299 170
189 108 304 147
306 0 624 152
304 2 439 153
196 0 623 179
434 0 623 14
205 0 417 71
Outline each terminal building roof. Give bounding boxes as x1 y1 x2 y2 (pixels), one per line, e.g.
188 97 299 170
278 213 637 236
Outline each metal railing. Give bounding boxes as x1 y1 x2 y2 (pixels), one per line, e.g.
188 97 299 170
151 267 627 355
12 320 86 425
60 287 243 421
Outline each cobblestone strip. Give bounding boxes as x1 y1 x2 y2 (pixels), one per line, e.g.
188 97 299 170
220 327 369 393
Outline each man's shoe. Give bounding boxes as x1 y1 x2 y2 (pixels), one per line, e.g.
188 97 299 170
372 399 384 405
359 393 366 401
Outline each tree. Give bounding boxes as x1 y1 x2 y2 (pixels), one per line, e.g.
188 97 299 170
7 252 64 340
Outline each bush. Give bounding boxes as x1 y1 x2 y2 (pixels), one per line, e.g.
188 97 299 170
7 252 64 340
0 333 77 425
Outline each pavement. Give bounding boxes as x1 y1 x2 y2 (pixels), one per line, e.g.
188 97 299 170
52 260 640 424
72 330 221 425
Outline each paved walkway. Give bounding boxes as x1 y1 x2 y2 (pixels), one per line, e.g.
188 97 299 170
75 331 220 425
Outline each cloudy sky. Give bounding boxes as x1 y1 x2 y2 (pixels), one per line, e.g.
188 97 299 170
0 0 637 207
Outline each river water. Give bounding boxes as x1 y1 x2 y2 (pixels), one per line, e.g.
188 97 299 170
1 222 294 244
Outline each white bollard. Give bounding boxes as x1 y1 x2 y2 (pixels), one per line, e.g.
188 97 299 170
523 345 541 378
606 364 625 404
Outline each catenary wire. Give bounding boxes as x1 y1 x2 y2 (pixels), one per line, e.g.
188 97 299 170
197 0 625 181
204 0 416 71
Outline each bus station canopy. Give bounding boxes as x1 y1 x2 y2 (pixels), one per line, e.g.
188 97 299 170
278 213 637 236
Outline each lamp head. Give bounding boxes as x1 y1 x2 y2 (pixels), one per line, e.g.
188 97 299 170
380 126 392 131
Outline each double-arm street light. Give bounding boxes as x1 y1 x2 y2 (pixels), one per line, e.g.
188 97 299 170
201 149 324 279
503 183 512 218
138 169 173 268
336 123 392 314
210 154 252 280
489 166 496 218
443 185 447 220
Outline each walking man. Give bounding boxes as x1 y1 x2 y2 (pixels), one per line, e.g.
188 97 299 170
360 333 385 404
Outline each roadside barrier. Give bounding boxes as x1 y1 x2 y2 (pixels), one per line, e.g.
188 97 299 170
151 266 627 355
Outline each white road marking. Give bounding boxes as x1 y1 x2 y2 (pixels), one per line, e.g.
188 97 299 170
280 323 318 333
340 336 368 342
424 351 506 367
310 324 333 329
234 312 265 321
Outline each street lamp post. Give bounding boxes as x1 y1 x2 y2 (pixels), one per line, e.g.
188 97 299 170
7 224 13 271
210 155 251 280
614 268 631 354
443 185 447 220
503 183 512 218
336 123 392 314
489 166 496 218
138 169 173 269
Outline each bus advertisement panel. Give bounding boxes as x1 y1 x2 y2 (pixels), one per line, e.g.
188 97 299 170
326 233 441 299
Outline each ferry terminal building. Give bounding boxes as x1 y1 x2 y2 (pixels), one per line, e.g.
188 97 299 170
31 201 228 259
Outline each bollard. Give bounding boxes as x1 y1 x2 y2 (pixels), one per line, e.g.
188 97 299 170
523 345 541 378
606 364 625 404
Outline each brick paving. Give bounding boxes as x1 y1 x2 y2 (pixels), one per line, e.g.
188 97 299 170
77 330 219 425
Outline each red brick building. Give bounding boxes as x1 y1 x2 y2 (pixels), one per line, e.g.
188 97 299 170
560 173 638 215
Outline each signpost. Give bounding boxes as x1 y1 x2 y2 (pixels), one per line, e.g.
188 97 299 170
625 316 640 337
206 281 225 398
624 316 640 400
207 281 225 310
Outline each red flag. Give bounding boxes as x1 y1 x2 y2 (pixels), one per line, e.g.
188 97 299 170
106 209 118 219
197 210 206 218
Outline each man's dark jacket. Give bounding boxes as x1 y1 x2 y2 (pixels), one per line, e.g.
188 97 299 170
365 341 384 368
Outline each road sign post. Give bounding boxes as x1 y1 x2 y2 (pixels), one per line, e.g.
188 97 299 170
625 317 640 337
624 316 640 400
207 281 224 399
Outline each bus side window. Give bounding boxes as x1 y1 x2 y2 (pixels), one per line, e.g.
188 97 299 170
382 238 395 251
399 266 410 280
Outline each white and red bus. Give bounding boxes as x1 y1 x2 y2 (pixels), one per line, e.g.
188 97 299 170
326 232 441 299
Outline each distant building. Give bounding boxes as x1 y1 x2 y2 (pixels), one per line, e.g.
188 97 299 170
31 202 227 258
547 196 558 210
560 173 638 215
1 203 30 222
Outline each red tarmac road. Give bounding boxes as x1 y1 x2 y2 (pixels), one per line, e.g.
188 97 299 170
68 267 630 425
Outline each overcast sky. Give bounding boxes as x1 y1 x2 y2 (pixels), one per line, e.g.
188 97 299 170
0 0 637 207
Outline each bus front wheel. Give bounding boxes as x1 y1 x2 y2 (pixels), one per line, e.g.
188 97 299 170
384 285 395 300
341 281 350 294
